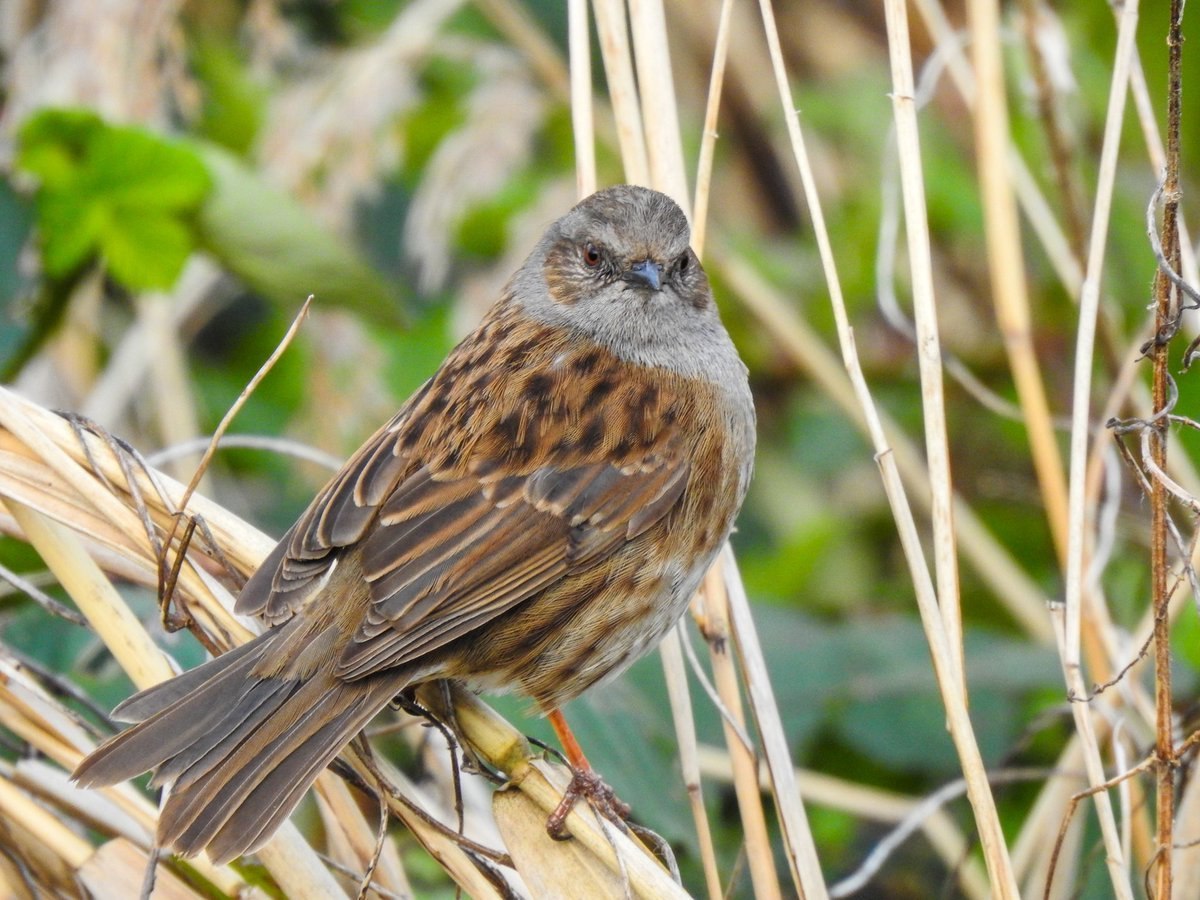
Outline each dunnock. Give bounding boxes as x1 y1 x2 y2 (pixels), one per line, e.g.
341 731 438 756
74 184 756 863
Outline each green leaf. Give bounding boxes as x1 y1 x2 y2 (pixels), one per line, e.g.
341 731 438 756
749 606 1057 774
36 194 104 277
85 126 210 209
193 143 404 324
15 109 212 292
100 210 193 290
16 109 103 187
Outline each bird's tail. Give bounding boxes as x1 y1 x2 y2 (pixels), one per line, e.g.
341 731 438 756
73 630 399 864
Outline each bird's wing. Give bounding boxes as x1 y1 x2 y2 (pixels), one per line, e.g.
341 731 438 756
334 445 688 679
234 398 422 624
235 311 696 678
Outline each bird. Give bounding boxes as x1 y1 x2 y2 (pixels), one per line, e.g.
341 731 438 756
73 184 756 864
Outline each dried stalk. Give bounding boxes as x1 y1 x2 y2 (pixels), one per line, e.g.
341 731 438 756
1149 4 1185 894
752 0 1019 892
699 563 781 900
965 0 1069 568
660 629 724 900
881 0 964 695
1058 0 1142 894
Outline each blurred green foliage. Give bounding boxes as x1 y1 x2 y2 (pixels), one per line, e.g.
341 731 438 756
17 109 211 289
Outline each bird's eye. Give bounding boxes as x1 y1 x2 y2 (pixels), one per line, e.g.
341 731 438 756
582 243 602 268
677 252 690 273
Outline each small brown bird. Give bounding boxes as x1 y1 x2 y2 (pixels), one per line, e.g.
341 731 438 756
74 184 756 864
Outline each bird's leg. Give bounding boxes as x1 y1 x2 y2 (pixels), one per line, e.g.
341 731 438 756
544 708 631 840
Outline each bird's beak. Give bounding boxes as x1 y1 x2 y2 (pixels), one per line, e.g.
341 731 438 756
624 259 664 291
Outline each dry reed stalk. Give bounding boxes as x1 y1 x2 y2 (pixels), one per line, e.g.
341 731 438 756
881 0 964 696
627 0 689 209
690 0 735 259
659 629 723 900
721 548 828 898
1057 0 1142 895
568 0 597 197
699 562 781 900
1148 4 1185 893
591 0 649 186
965 0 1069 568
751 0 1019 893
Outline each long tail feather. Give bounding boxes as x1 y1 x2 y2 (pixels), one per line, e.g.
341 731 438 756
73 632 275 786
165 679 396 863
72 627 404 863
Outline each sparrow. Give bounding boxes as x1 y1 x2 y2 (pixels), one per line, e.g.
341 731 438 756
73 184 756 864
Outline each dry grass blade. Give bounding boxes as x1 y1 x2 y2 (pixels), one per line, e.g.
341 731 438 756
171 296 311 521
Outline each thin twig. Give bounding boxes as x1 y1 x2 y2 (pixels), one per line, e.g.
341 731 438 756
161 296 312 561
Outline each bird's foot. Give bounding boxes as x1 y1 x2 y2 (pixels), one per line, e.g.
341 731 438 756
545 767 631 840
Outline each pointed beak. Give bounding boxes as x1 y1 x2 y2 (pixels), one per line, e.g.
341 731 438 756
624 259 664 291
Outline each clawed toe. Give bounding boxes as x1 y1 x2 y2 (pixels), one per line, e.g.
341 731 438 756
545 767 631 840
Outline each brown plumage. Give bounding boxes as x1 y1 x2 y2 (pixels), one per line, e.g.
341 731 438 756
73 185 756 864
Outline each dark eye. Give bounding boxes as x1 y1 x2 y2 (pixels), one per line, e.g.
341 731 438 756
677 252 690 273
583 243 602 267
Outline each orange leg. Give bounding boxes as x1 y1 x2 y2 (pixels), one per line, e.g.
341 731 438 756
547 708 591 771
543 708 630 840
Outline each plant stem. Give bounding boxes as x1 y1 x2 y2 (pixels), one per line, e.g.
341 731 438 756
1152 2 1185 894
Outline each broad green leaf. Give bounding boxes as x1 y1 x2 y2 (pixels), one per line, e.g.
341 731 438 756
755 607 1058 774
85 126 210 209
36 194 104 277
15 109 103 187
16 109 211 292
101 210 193 290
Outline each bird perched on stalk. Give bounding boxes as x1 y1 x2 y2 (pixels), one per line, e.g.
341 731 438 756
74 184 756 864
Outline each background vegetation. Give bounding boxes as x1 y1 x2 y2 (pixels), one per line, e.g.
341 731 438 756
0 0 1196 897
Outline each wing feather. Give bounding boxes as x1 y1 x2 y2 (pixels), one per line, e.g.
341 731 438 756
335 452 687 680
233 316 696 678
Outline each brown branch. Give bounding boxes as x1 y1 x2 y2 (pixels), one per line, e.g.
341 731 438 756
1151 2 1185 896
